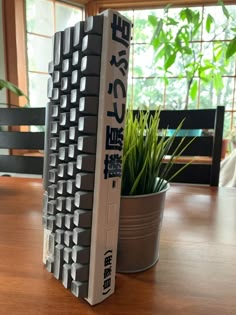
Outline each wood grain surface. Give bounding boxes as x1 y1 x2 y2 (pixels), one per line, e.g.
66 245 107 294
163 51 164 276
0 177 235 315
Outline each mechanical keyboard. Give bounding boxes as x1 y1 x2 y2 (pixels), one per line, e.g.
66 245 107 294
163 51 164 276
42 9 131 305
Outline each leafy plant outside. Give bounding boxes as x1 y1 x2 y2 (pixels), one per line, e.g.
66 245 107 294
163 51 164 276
121 109 195 196
148 0 235 109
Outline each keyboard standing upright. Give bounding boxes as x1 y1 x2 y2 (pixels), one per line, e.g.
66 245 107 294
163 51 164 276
42 9 131 305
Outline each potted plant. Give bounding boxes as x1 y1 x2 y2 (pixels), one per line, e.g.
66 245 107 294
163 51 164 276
117 108 194 273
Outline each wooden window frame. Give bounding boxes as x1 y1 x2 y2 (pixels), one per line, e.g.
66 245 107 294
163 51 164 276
2 0 87 156
2 0 88 107
86 0 236 15
2 0 28 107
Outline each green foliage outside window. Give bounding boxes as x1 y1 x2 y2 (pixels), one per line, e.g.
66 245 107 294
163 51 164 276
121 2 236 137
148 1 236 109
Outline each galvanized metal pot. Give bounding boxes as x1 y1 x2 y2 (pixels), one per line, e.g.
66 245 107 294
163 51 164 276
117 184 169 273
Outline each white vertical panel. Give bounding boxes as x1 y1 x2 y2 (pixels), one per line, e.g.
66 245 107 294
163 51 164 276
86 9 131 305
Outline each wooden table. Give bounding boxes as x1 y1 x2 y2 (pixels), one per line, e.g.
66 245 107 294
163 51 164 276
0 177 235 314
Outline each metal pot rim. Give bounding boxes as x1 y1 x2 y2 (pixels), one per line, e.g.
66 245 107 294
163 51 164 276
121 181 170 199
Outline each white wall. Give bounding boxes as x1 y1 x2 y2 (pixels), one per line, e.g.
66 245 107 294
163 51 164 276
0 0 6 104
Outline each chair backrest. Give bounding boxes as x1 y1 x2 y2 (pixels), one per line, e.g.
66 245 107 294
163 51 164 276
134 106 225 186
0 107 45 175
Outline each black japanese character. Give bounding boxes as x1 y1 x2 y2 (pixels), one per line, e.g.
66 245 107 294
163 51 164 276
104 266 112 279
104 255 112 266
107 102 125 124
104 154 122 179
108 79 126 98
103 277 111 294
110 50 128 76
106 126 123 151
111 13 130 47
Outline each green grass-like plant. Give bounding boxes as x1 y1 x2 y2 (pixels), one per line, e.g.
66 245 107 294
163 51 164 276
121 109 195 196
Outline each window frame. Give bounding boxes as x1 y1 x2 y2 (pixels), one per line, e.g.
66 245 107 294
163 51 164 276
86 0 236 16
87 0 236 136
2 0 87 156
2 0 88 107
25 0 85 109
3 0 236 137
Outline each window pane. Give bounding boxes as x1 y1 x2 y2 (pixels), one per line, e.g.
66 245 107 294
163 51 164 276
134 9 162 44
201 42 236 77
199 77 234 109
28 73 48 108
128 44 133 76
168 7 202 41
227 112 236 150
199 81 216 108
133 44 155 77
165 79 188 110
168 43 201 77
224 111 232 137
26 0 53 36
202 5 234 41
219 78 234 110
27 34 52 72
55 3 83 31
133 78 164 109
232 113 236 145
126 79 133 108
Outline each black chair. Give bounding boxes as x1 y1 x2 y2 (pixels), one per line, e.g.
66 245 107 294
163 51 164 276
134 106 225 186
0 107 45 175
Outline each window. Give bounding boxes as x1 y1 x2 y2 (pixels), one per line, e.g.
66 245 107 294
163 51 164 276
25 0 84 108
22 0 236 138
119 5 236 136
